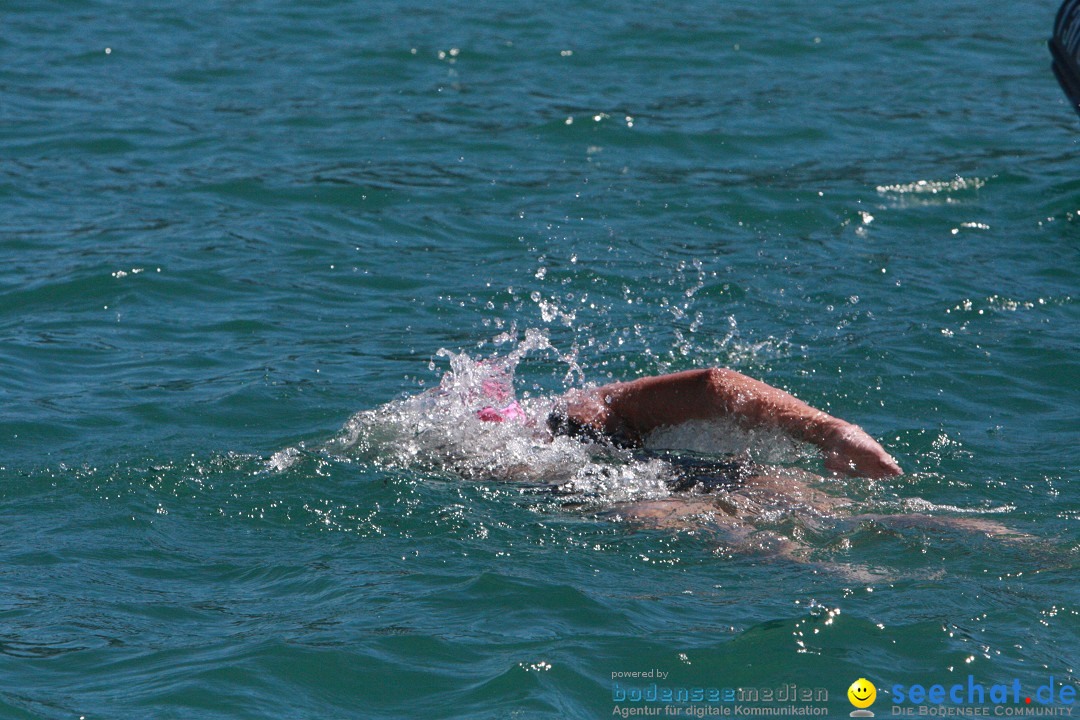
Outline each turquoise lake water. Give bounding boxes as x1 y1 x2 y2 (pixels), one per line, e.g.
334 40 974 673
2 0 1078 718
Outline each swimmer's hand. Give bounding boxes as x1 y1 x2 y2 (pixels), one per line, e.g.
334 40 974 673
821 423 902 478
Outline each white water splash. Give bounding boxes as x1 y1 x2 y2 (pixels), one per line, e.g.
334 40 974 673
321 329 674 502
647 418 808 466
875 176 987 195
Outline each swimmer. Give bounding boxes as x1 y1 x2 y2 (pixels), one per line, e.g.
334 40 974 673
472 366 1022 553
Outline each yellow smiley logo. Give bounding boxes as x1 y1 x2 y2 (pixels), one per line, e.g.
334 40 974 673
847 678 877 709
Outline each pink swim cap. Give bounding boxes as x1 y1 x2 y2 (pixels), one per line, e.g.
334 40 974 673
477 400 527 423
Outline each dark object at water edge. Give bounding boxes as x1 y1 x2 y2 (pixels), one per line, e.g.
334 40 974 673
1051 0 1080 118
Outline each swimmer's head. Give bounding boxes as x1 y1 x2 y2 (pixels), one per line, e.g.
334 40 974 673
477 406 504 422
480 377 512 403
477 401 527 423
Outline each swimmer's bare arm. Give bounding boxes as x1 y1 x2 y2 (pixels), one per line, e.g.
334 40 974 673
565 368 902 479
